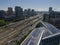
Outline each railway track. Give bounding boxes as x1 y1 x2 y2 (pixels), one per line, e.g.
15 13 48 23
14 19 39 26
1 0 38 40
0 15 40 33
0 15 42 45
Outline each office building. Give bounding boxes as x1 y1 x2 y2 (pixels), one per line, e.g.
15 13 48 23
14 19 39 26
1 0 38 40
7 7 13 16
0 10 6 19
15 6 23 17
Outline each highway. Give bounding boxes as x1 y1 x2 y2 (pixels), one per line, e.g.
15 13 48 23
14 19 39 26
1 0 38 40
20 27 45 45
40 21 60 45
0 14 43 45
40 21 60 34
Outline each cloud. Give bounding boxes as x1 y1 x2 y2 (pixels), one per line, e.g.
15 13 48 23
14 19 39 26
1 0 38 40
31 8 48 11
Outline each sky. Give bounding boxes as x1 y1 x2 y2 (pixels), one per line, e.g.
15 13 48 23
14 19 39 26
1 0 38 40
0 0 60 11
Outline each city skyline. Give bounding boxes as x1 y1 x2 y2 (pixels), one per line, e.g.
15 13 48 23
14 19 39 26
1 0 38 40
0 0 60 11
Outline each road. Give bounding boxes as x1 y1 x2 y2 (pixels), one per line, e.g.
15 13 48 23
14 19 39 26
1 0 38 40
20 27 45 45
0 14 43 45
40 21 60 34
